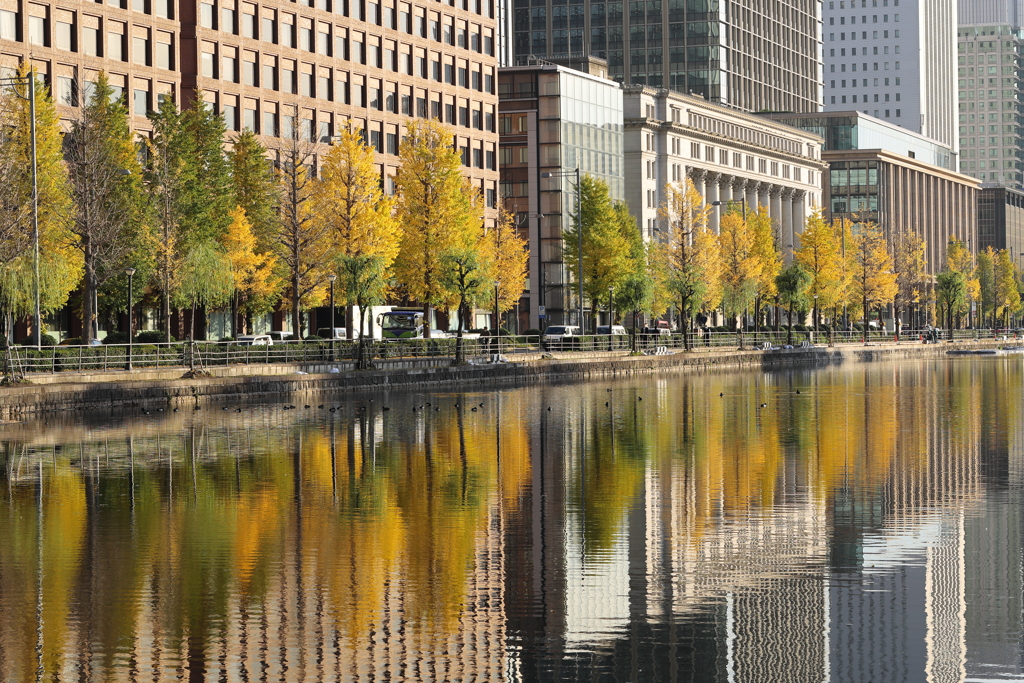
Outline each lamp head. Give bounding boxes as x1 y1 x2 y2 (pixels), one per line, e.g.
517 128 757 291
125 267 136 277
327 274 337 283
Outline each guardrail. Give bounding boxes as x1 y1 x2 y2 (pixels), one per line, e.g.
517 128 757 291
0 328 1015 376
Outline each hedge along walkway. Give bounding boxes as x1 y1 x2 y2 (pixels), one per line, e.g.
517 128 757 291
0 337 1006 420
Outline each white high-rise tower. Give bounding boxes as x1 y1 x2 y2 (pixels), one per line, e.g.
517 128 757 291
822 0 958 157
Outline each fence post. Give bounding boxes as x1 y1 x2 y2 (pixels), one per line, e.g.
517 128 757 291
103 345 108 371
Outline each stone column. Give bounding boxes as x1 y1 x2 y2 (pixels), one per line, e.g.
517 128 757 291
744 180 758 216
791 190 807 240
689 168 706 205
770 186 784 250
781 188 795 258
706 172 721 234
757 182 771 215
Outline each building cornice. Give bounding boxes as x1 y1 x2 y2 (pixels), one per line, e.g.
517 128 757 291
624 117 828 171
823 149 981 187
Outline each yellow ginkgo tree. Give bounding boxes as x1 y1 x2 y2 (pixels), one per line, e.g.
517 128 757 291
393 120 483 338
312 123 399 341
221 206 280 336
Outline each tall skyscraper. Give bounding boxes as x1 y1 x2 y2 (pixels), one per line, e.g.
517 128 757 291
508 0 822 114
822 0 958 154
957 5 1024 187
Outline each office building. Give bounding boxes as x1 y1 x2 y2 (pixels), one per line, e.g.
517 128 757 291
498 59 623 330
625 86 826 255
0 0 501 208
978 185 1024 256
509 0 821 114
822 0 958 154
956 20 1024 186
771 111 977 272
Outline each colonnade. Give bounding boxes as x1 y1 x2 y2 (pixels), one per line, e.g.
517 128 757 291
688 168 811 256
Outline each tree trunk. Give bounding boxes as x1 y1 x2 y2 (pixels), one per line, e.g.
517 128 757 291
291 272 302 340
787 305 793 346
346 305 355 340
423 303 432 339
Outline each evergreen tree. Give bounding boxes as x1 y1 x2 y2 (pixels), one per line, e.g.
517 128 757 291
936 271 966 338
562 175 632 332
393 120 482 338
65 73 152 341
775 263 812 346
229 130 279 252
946 238 980 327
977 247 996 327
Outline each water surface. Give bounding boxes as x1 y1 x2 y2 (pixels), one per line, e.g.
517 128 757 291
1 359 1022 682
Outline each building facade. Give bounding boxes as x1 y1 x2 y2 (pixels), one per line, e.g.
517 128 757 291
771 110 976 273
822 0 958 155
956 21 1024 187
0 0 501 207
623 86 825 256
509 0 822 114
978 185 1024 257
498 60 623 330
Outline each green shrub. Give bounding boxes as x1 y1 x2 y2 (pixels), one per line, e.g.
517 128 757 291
304 334 323 341
61 337 82 346
524 328 542 337
103 332 129 344
135 330 173 343
19 333 57 346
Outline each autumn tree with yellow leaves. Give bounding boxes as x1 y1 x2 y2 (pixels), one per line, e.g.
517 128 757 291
794 211 844 333
718 210 760 345
482 201 529 327
891 231 927 338
0 64 81 342
747 205 781 331
313 124 399 339
394 120 483 338
221 206 279 337
657 178 719 349
852 222 897 335
994 247 1021 326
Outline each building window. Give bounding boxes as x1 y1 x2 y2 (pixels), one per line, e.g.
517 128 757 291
200 2 215 28
264 111 277 136
56 76 77 106
28 15 47 46
56 20 74 51
133 88 149 116
244 108 257 132
0 10 18 41
201 51 216 77
133 36 150 66
108 30 125 60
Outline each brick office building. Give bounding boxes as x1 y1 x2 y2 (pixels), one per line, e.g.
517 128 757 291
0 0 501 337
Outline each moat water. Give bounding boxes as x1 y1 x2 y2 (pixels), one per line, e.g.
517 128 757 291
0 358 1022 682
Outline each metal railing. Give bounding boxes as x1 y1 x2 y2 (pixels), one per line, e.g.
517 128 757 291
0 328 1013 377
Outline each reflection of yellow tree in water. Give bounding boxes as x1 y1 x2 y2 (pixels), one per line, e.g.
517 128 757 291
0 463 85 681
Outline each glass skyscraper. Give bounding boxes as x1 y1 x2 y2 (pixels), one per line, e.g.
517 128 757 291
509 0 821 114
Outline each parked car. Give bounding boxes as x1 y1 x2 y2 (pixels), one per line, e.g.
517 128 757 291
542 325 581 350
316 327 358 340
268 330 294 343
596 325 628 335
236 334 273 346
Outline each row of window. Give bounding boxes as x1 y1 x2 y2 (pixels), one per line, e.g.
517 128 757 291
829 61 900 72
827 13 899 26
198 40 495 95
829 43 899 58
687 112 810 158
827 29 898 42
960 89 1017 101
199 2 494 56
828 0 898 9
961 146 1013 158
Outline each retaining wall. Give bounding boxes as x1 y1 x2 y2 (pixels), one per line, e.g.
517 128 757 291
0 340 1007 419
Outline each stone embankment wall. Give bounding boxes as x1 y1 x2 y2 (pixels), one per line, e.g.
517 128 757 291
0 340 1007 419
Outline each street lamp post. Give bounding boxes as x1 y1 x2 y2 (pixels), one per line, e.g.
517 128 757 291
1 71 40 348
813 293 818 342
541 168 582 331
125 267 135 371
493 279 500 357
711 197 747 220
327 273 337 362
